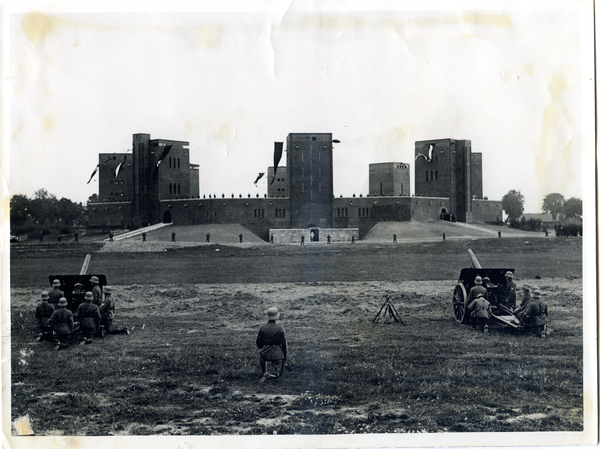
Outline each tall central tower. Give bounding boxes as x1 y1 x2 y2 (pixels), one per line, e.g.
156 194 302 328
287 133 334 228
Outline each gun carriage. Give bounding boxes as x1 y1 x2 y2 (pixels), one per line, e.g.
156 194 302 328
452 249 523 330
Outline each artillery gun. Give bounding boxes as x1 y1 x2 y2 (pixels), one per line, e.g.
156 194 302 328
452 249 523 330
48 254 107 313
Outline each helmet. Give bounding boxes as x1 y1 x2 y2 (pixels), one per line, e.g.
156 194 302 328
84 292 94 301
57 297 68 307
266 307 279 320
90 276 99 283
104 286 113 294
474 276 482 285
41 291 49 300
52 279 61 287
505 271 513 278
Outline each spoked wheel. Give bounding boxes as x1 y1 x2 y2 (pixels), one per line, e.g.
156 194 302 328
452 283 468 323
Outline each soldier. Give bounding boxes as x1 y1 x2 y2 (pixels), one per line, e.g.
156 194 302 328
171 231 176 242
514 283 536 324
327 235 331 244
256 307 287 382
524 289 548 338
142 232 146 242
39 230 44 242
206 232 210 243
49 298 74 350
98 287 129 335
108 232 114 242
468 293 491 333
90 276 102 306
70 282 86 311
301 235 305 245
351 235 355 244
35 292 55 342
500 271 517 310
77 292 101 345
74 231 79 243
393 234 397 243
442 232 446 241
48 279 64 308
270 234 274 244
466 276 488 310
239 233 243 243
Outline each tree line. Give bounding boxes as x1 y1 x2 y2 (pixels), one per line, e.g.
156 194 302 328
501 190 582 236
10 189 86 238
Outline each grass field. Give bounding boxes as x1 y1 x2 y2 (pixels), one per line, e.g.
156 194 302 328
8 235 586 438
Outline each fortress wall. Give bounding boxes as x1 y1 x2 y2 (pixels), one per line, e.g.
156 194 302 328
270 228 359 244
88 202 132 229
410 197 451 221
472 199 503 223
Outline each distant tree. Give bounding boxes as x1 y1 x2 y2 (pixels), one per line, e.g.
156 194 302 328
563 197 582 219
87 193 100 204
542 193 565 223
10 194 29 227
501 190 525 225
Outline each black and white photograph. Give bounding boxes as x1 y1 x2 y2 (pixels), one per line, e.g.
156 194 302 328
2 1 597 448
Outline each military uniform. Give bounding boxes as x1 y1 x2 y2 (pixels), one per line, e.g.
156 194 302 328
468 294 491 333
524 290 548 338
48 282 64 307
500 272 517 310
49 298 74 348
466 276 488 310
35 292 54 341
256 308 287 380
91 276 102 306
99 287 128 335
77 292 101 343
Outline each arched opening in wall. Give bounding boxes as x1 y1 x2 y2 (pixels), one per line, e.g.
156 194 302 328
163 210 172 223
440 208 449 221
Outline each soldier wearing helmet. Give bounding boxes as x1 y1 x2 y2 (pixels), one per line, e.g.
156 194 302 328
524 290 548 338
49 297 74 350
256 307 287 382
47 279 64 308
35 291 55 342
466 275 488 311
98 286 129 335
90 276 102 306
500 271 517 310
77 292 101 345
514 283 537 323
468 293 491 334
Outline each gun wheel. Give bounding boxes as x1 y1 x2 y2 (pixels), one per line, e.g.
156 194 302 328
453 283 468 324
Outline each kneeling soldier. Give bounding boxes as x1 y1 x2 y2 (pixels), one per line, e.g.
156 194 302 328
77 292 101 345
256 307 287 382
99 286 129 335
49 297 73 350
468 293 491 334
35 291 54 342
524 289 548 338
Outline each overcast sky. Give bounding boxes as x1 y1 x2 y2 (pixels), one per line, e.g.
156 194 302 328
6 0 594 213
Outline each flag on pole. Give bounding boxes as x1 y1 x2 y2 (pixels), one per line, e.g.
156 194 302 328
254 172 265 187
270 142 283 185
156 145 173 168
87 165 99 184
114 153 128 179
153 145 173 183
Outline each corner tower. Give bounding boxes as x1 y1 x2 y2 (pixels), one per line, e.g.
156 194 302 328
287 133 334 228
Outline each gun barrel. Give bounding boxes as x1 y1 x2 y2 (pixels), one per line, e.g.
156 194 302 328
80 254 92 275
467 249 482 269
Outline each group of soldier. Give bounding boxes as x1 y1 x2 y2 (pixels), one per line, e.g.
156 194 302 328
35 276 129 350
465 271 549 338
